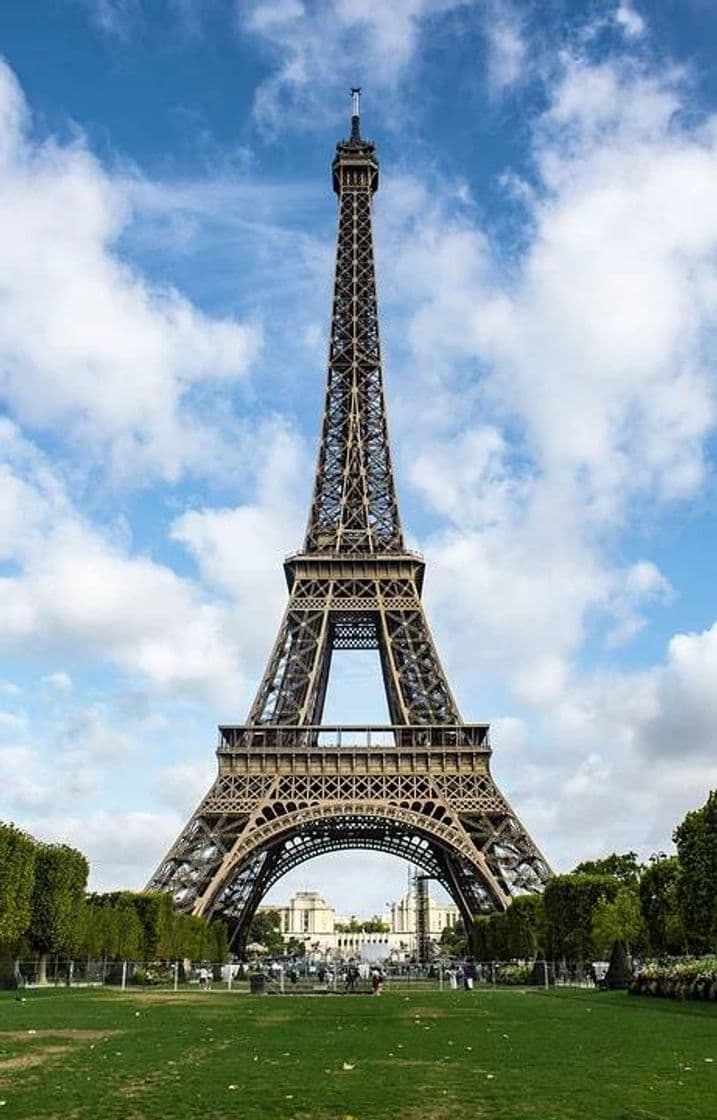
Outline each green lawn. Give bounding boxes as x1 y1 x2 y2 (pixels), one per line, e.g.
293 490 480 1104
0 987 715 1119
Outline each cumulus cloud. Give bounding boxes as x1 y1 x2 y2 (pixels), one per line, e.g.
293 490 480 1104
240 0 472 131
172 418 308 666
484 0 527 96
30 809 182 891
0 60 260 482
379 50 717 668
368 45 717 867
0 420 247 704
614 2 646 41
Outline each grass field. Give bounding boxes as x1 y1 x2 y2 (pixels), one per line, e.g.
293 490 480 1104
0 987 715 1120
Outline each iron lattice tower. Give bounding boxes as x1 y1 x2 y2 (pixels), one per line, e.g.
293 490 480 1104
148 93 551 946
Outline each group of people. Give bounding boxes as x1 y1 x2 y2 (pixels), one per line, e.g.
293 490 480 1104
446 959 478 990
343 963 384 994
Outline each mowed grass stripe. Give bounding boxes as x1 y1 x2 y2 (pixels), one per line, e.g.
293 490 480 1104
0 988 715 1119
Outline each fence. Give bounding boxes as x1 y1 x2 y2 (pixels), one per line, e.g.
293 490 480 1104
5 958 601 994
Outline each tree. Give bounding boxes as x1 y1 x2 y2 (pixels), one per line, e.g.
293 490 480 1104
674 790 717 952
114 902 143 961
335 918 362 933
591 887 645 956
439 919 468 958
284 938 306 958
361 916 390 933
247 909 285 955
639 855 685 955
543 874 619 962
473 915 491 961
207 921 229 965
502 895 546 959
573 852 642 885
0 823 36 950
27 844 88 982
132 892 176 959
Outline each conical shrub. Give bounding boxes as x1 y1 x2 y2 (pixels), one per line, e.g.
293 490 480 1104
606 940 631 990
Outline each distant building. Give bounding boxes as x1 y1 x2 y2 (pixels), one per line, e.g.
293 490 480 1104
257 886 461 958
389 887 461 939
275 890 335 937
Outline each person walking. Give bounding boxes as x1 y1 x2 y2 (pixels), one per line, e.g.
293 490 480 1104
464 958 476 991
345 963 359 993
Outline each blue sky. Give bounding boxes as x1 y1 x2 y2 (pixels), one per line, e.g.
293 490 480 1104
0 0 716 916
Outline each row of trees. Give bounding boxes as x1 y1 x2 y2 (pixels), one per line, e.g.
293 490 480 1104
335 917 390 933
472 790 717 963
79 892 228 965
0 824 88 981
0 822 228 975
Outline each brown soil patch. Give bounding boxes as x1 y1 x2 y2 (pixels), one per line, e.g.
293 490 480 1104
253 1011 297 1027
0 1044 72 1074
125 991 225 1006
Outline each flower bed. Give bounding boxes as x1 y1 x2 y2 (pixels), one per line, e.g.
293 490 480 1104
496 963 532 986
630 957 717 1000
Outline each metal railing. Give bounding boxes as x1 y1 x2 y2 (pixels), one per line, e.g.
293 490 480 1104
2 958 604 995
218 724 490 751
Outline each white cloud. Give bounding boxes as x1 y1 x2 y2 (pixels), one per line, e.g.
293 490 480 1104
0 712 27 732
614 2 646 41
0 421 247 704
484 1 526 96
0 747 50 809
641 622 717 759
240 0 471 131
0 59 261 482
367 46 717 870
41 671 73 693
511 621 717 867
153 760 216 813
376 53 717 695
171 417 309 674
75 0 142 39
30 810 182 892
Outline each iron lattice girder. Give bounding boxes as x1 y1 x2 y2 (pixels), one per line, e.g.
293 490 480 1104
149 724 551 939
248 557 459 726
305 137 401 555
146 108 552 946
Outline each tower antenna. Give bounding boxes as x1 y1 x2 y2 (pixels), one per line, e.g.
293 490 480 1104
350 86 361 140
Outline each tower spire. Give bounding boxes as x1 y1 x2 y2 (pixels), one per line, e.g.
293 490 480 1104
350 86 361 141
309 88 398 554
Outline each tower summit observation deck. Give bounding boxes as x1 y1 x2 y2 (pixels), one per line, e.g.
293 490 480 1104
148 93 551 949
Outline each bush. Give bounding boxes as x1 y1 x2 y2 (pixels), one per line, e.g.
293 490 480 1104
606 940 631 990
497 963 532 985
529 960 555 986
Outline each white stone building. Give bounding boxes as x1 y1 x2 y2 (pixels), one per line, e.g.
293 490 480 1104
258 886 460 958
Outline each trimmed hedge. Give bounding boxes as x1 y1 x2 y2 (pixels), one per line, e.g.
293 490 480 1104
630 957 717 1000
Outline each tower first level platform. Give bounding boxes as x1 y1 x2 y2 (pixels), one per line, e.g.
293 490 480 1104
153 720 549 938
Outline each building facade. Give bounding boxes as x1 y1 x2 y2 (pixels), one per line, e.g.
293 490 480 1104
259 887 461 958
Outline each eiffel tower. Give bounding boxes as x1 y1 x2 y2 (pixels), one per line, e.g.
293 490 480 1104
148 92 551 946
